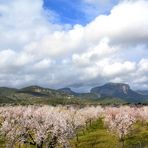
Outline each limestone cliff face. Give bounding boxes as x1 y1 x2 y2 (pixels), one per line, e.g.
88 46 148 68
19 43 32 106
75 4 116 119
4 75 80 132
91 83 130 95
91 83 144 102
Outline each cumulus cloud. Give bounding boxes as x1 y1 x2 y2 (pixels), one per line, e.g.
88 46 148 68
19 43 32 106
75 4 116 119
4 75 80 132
0 0 148 91
80 0 120 21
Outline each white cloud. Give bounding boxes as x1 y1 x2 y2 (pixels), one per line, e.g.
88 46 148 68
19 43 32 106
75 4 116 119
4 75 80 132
72 38 119 68
0 0 148 90
138 59 148 73
101 61 136 76
80 0 119 20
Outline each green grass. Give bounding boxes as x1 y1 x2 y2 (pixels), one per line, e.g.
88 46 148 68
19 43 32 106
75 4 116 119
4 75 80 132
125 122 148 148
71 119 148 148
0 138 5 148
71 119 118 148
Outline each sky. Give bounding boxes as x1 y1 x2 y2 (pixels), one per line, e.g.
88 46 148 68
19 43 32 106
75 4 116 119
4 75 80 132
0 0 148 92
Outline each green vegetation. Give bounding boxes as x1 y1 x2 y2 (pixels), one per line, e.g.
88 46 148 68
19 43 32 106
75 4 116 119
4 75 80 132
0 85 148 106
71 119 148 148
0 96 147 106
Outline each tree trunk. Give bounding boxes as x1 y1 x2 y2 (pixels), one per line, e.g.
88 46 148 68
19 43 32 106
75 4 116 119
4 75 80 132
63 142 70 148
76 132 79 142
37 141 43 148
48 136 58 148
82 129 85 135
89 119 92 127
18 143 21 148
138 141 142 148
121 140 124 148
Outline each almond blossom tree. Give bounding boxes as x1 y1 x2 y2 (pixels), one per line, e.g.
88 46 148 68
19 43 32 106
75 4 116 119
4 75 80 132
63 107 86 142
0 106 75 148
80 106 103 127
0 105 147 148
136 106 148 125
103 107 136 148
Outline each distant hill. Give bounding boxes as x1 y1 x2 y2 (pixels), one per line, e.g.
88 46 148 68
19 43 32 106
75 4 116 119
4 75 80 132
0 87 18 96
91 83 148 103
58 88 78 96
137 90 148 96
0 83 147 105
19 85 65 97
58 87 98 99
0 85 76 105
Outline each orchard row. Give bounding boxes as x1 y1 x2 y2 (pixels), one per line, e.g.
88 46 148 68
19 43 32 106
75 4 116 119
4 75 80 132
0 105 147 148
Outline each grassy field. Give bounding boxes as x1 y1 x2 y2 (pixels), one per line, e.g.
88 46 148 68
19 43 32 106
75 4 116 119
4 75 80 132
71 119 148 148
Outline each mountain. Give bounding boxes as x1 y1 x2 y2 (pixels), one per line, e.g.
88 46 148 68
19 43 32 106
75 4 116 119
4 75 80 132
0 87 18 104
0 83 147 105
58 87 98 99
58 88 78 96
91 83 147 103
0 85 77 105
0 87 18 96
137 90 148 96
18 85 78 99
19 85 60 96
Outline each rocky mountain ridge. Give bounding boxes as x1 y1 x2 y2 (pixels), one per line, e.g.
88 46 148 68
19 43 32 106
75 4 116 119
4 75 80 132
0 83 148 104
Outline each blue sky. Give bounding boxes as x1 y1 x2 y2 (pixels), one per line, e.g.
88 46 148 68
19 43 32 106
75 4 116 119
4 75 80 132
43 0 120 25
0 0 148 90
43 0 86 24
